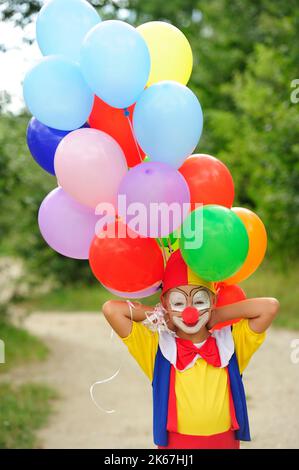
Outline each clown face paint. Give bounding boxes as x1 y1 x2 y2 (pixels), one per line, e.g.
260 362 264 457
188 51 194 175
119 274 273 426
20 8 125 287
164 285 214 335
169 288 211 313
172 310 210 335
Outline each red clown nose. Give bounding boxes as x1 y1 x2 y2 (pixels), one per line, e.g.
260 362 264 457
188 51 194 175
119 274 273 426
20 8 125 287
182 307 199 326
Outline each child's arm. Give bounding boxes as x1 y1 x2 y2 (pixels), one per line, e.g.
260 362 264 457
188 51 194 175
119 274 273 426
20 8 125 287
209 297 279 333
102 300 154 338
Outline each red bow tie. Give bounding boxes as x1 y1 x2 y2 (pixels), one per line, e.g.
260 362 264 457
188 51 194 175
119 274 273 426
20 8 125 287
176 335 221 370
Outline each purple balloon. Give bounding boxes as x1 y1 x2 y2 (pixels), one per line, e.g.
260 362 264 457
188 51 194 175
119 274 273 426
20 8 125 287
117 162 190 237
38 187 98 259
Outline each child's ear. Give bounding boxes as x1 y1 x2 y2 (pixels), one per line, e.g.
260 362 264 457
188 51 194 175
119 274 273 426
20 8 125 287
210 292 217 308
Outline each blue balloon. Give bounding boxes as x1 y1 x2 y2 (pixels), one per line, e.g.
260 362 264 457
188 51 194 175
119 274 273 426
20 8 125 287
133 81 203 168
23 56 94 131
36 0 100 63
80 20 150 109
26 118 89 175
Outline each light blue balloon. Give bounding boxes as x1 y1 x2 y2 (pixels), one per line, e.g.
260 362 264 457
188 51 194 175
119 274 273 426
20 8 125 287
133 81 203 168
36 0 101 63
23 56 94 131
80 20 150 109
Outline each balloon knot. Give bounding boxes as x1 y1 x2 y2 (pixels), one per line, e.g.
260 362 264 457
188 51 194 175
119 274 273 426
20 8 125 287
124 108 130 117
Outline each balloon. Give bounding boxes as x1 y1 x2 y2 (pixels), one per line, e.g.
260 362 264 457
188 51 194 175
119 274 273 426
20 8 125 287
36 0 100 62
158 229 180 248
216 284 246 307
117 162 190 238
133 81 203 168
88 96 144 167
38 187 98 259
180 205 249 281
224 208 267 285
26 118 89 175
54 128 127 208
23 56 93 131
102 283 161 300
89 220 164 292
212 284 245 331
80 20 150 108
179 154 234 210
137 21 193 86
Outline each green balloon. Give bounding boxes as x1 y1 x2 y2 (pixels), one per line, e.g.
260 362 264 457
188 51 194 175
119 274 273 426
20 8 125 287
157 229 180 248
180 205 249 281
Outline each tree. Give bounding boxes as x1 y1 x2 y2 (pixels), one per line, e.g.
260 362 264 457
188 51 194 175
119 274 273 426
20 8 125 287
1 0 298 282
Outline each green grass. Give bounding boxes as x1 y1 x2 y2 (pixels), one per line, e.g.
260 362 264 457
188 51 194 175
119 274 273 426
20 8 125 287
22 284 161 312
20 263 299 329
0 321 48 374
0 383 57 449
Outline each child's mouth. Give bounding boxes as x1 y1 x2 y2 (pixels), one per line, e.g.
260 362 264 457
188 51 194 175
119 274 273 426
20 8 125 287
172 311 210 334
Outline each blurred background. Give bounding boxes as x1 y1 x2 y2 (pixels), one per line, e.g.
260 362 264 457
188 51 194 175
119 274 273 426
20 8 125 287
0 0 298 449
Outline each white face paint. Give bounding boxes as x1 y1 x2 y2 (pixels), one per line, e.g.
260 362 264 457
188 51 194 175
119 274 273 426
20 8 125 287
192 290 211 311
172 311 210 335
168 289 211 313
169 291 187 312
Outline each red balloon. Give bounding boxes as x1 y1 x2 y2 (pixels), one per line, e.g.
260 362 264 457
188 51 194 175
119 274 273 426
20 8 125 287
89 220 164 292
89 96 145 167
179 154 234 210
212 283 246 330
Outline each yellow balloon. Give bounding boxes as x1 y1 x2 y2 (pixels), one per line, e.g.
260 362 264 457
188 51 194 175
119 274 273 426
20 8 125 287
137 21 193 86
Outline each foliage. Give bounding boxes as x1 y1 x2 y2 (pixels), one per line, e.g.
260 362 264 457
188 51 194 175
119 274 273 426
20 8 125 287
0 112 95 286
0 0 298 291
0 382 57 448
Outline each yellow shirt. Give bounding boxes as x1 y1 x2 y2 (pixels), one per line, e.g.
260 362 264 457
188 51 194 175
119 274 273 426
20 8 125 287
121 320 265 436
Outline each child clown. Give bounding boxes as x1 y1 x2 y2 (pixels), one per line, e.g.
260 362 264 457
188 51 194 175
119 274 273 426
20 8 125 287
103 250 279 449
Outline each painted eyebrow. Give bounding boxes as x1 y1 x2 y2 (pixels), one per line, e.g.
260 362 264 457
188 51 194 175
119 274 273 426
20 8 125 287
171 288 188 299
190 287 208 296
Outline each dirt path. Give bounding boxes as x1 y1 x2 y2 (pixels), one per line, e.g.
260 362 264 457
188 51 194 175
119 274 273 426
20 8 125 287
2 312 299 449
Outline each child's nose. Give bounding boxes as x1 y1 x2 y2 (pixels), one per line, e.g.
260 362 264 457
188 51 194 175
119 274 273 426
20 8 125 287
182 306 199 325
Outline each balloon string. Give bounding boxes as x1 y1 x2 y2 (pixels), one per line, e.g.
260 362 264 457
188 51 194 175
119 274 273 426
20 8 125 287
124 108 144 163
89 365 122 414
158 238 168 266
89 300 135 414
167 237 174 254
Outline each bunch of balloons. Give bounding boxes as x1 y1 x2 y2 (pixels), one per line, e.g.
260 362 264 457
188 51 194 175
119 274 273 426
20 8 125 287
24 0 267 314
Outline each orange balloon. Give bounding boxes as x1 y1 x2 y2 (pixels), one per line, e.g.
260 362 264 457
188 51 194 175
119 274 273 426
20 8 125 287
225 207 267 285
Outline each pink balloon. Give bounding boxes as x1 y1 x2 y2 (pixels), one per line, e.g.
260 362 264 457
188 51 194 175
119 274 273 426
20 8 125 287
38 187 98 259
54 128 128 208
